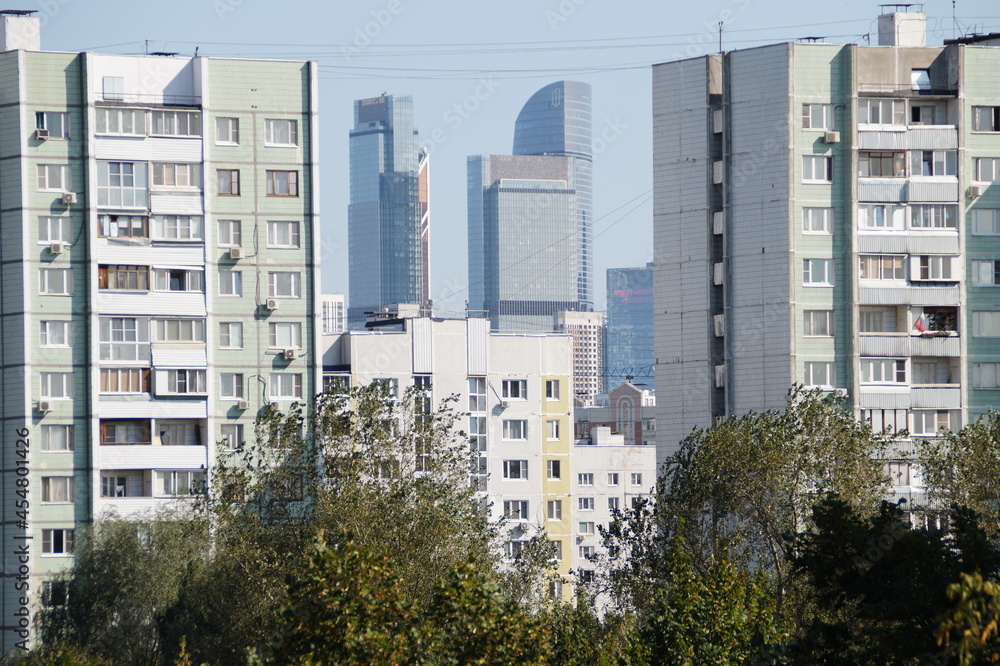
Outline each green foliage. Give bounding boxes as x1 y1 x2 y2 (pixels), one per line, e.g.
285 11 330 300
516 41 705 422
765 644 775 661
937 572 1000 665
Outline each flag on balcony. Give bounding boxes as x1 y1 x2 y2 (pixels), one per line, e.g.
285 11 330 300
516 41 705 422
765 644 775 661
913 314 928 332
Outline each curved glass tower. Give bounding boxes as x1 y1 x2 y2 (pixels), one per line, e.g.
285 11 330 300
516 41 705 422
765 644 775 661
513 81 593 311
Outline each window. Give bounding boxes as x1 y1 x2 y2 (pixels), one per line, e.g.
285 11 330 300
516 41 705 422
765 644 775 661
546 419 560 440
859 255 904 281
608 497 620 511
974 261 1000 286
973 106 1000 132
916 256 955 281
101 473 131 499
503 500 529 520
974 363 1000 389
545 379 560 400
802 155 833 182
505 540 524 558
973 210 1000 235
155 470 206 497
546 459 561 480
887 461 913 486
468 377 487 411
975 158 1000 183
96 107 144 135
910 204 957 229
267 220 300 248
860 307 897 333
41 425 74 452
220 373 244 399
99 317 149 362
375 378 399 398
219 270 242 297
152 163 201 187
860 358 907 384
502 379 527 399
912 410 955 436
607 472 619 486
40 321 72 347
41 372 73 399
100 368 149 394
551 540 563 562
150 110 201 136
42 529 74 555
153 268 204 292
579 497 594 511
98 161 148 207
578 473 594 486
101 420 150 445
153 318 206 342
218 219 242 247
268 272 300 298
804 310 834 337
578 522 596 535
213 322 242 350
921 308 958 334
102 76 123 101
803 207 832 233
216 117 239 144
36 111 69 138
98 265 149 291
911 150 957 177
579 545 596 559
42 581 69 608
41 477 74 503
974 312 1000 337
269 322 302 348
37 164 71 191
910 102 944 125
802 103 834 129
38 216 71 244
912 359 954 385
153 215 204 241
910 69 931 91
858 151 905 177
265 118 298 146
502 419 527 440
265 170 298 196
858 98 905 125
270 373 303 400
631 473 643 486
220 424 244 450
163 370 207 395
549 580 564 598
803 259 833 286
158 421 201 446
217 169 240 196
99 214 148 239
503 460 528 479
547 500 562 520
804 361 835 387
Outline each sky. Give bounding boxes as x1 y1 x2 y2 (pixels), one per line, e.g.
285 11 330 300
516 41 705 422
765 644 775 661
32 0 1000 312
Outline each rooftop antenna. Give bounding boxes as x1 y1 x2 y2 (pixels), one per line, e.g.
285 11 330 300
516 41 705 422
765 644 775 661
952 0 957 40
144 39 148 56
718 21 723 53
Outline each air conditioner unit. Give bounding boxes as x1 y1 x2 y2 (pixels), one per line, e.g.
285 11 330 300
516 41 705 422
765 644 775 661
823 130 841 144
968 185 986 198
35 128 49 139
499 400 509 409
519 522 530 532
283 348 298 360
576 535 585 544
37 400 51 413
229 247 244 259
237 400 250 410
265 298 280 311
833 388 848 398
49 241 65 254
61 192 76 205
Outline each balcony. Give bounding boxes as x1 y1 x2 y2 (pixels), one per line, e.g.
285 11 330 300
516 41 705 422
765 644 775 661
859 285 959 307
859 334 960 357
911 386 961 409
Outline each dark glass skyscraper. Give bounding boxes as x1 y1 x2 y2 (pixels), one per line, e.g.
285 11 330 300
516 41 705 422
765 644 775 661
348 94 428 328
605 263 654 393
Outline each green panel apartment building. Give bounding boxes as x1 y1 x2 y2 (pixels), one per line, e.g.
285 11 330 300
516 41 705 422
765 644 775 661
653 11 1000 479
0 12 320 649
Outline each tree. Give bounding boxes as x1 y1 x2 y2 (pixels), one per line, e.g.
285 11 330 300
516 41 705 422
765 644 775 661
937 572 1000 666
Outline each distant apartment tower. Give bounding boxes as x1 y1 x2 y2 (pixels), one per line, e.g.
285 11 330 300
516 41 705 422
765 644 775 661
555 311 605 406
605 263 654 393
320 293 346 335
468 81 593 333
653 10 1000 469
348 94 428 328
0 12 319 650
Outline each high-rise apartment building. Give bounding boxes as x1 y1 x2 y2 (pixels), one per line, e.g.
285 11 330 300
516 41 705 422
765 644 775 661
605 264 654 393
0 13 319 649
468 81 593 333
653 11 1000 470
555 310 605 406
348 94 428 328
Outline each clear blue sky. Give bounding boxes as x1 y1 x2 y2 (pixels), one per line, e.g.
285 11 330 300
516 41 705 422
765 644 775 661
34 0 1000 311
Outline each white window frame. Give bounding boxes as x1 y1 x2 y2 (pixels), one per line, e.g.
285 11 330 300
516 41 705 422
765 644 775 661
219 322 243 349
151 163 201 188
546 459 561 480
578 522 596 535
265 170 299 196
502 459 528 480
858 98 905 126
803 310 834 337
95 106 144 135
973 362 1000 389
546 419 560 440
973 311 1000 338
265 118 298 146
36 111 70 138
40 321 72 347
860 358 907 384
911 410 956 436
545 379 560 400
858 254 905 281
974 261 1000 287
218 219 242 247
100 368 149 394
804 361 835 388
858 151 905 178
578 497 594 511
37 164 71 191
267 272 300 298
220 373 244 399
97 161 147 208
909 204 957 230
802 207 832 234
502 419 528 440
152 318 206 343
41 425 74 452
150 110 201 137
162 369 208 395
802 155 833 183
501 379 527 399
578 473 594 486
802 103 834 130
41 477 75 503
269 373 303 400
915 255 955 281
631 472 644 486
219 270 242 297
268 322 302 349
503 500 529 520
973 209 1000 235
468 377 487 412
858 204 905 230
910 150 958 177
220 424 244 450
607 472 620 486
152 268 204 293
267 220 300 248
217 169 240 196
215 116 239 145
974 157 1000 183
803 259 834 286
40 372 73 399
973 106 1000 132
155 470 206 497
38 215 71 244
42 529 74 555
546 499 562 520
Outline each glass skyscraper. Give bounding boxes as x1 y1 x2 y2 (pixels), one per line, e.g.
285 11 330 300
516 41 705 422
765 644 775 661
348 94 428 328
605 264 655 393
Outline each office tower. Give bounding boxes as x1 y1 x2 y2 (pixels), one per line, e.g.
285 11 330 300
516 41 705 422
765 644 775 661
605 263 655 393
652 10 1000 471
320 293 346 335
348 95 428 328
0 12 320 649
555 311 605 406
513 81 594 312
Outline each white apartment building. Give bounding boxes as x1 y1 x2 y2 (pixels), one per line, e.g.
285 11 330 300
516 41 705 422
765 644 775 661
555 310 605 407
